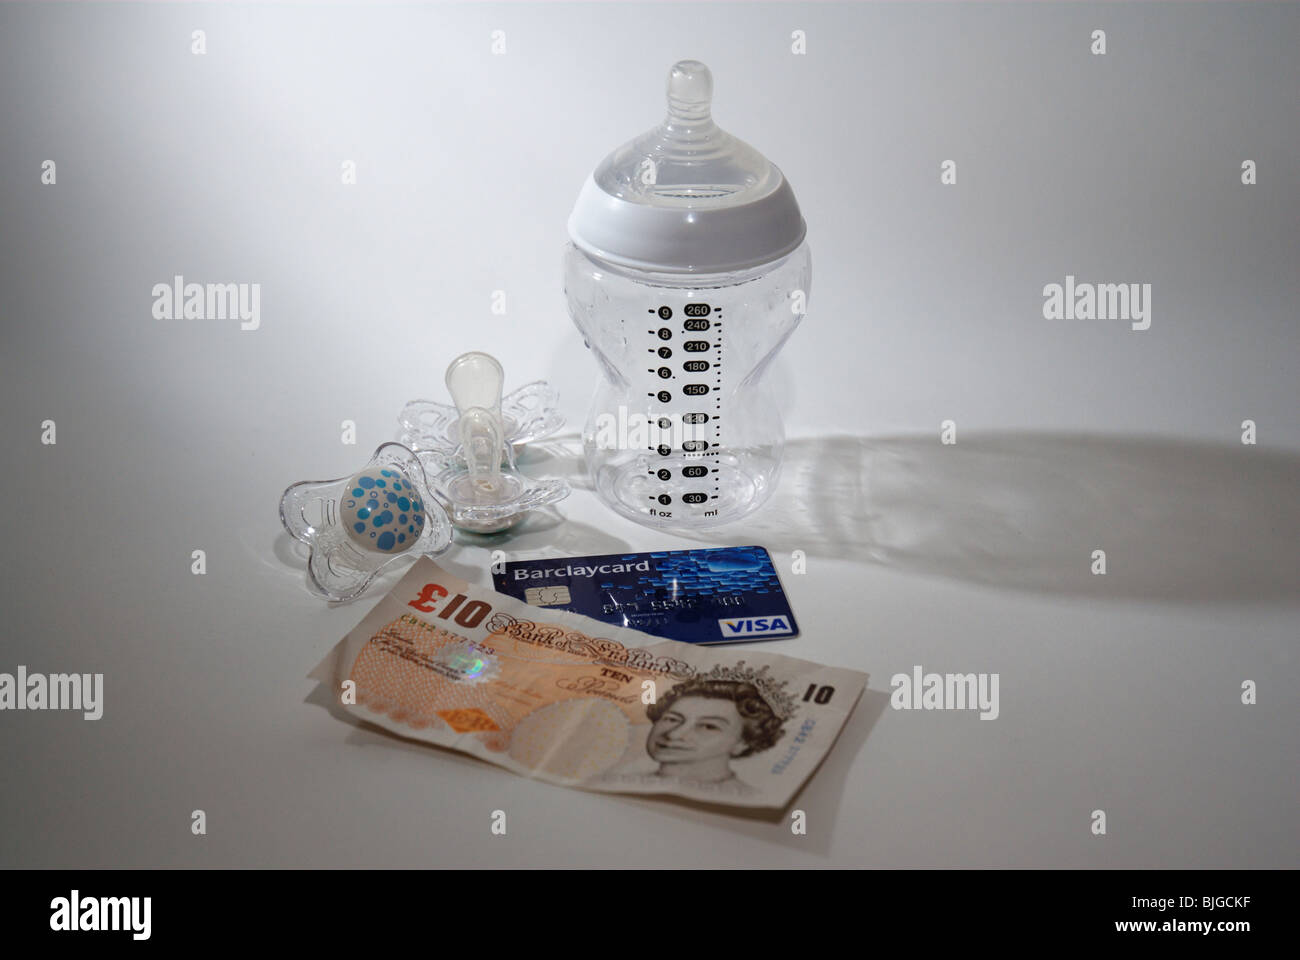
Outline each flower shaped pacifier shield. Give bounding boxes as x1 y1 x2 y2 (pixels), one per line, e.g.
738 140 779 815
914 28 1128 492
397 352 563 469
279 442 452 601
423 353 570 533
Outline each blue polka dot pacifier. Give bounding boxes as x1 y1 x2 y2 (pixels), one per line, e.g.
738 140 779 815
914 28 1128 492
279 442 452 601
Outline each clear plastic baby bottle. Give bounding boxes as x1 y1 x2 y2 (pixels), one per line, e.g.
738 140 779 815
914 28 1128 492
565 60 810 532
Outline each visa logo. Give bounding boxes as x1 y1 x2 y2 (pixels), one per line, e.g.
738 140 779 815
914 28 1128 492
718 617 792 638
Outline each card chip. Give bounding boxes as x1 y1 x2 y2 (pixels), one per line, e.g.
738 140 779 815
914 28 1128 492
525 585 572 606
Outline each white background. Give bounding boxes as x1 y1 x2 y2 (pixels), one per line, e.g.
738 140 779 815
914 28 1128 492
0 2 1296 867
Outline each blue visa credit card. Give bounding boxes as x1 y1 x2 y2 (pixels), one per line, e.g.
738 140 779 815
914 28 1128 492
492 545 798 645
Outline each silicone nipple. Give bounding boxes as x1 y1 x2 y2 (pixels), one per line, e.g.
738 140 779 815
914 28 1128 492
445 351 504 421
666 59 714 125
654 60 721 166
427 352 571 533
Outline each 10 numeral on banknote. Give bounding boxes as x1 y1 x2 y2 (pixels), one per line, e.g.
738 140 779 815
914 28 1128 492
408 582 492 629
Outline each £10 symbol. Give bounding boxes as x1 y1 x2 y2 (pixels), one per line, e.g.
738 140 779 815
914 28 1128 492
408 583 492 628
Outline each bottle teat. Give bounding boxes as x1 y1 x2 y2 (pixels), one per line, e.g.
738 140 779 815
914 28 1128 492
567 59 806 274
665 59 714 125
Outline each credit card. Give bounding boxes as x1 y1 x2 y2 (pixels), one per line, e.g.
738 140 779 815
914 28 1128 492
493 545 798 645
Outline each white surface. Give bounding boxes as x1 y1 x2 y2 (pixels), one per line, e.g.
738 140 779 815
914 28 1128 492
0 2 1297 868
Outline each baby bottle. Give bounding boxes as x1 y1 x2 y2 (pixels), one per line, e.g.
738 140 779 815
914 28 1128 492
565 60 810 532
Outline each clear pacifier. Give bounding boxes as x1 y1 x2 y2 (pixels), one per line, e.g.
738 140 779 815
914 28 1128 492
428 352 570 533
279 442 453 601
398 352 563 468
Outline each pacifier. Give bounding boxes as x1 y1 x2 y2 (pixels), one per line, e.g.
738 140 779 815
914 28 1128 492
279 442 453 601
429 352 570 533
398 353 563 467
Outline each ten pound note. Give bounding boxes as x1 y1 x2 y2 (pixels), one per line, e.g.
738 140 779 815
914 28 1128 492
310 558 868 809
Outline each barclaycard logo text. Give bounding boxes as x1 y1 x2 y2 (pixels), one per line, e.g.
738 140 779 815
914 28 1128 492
718 617 792 638
513 561 650 580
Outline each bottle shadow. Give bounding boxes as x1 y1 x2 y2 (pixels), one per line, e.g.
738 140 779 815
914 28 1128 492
681 433 1300 606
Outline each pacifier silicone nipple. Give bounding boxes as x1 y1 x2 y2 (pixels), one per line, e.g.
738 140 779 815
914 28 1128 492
431 352 572 533
445 351 504 423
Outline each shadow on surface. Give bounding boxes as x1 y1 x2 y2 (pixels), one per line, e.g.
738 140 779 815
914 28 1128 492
683 433 1300 605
